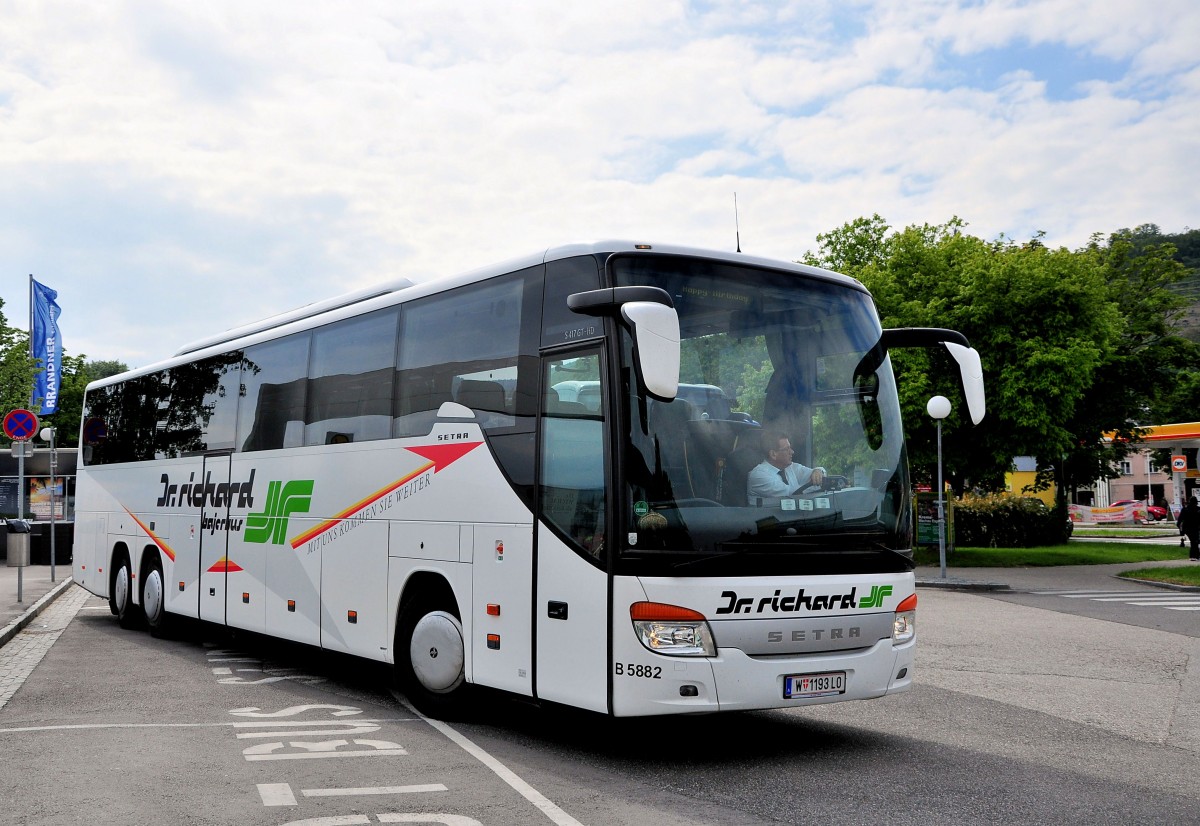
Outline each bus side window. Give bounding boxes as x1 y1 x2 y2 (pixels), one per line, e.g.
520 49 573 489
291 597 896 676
161 354 242 457
238 333 311 452
305 309 398 446
395 272 528 437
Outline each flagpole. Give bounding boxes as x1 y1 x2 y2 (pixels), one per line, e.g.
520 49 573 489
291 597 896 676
28 274 34 407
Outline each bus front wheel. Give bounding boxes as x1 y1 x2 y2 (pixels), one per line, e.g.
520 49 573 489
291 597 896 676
395 602 468 718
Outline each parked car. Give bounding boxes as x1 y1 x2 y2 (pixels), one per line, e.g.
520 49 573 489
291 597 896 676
1112 499 1168 521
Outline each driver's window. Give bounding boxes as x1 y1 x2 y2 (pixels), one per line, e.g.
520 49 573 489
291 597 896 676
540 353 606 560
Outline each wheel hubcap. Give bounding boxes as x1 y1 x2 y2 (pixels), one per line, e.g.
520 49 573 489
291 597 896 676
144 569 163 624
409 611 464 694
114 567 129 611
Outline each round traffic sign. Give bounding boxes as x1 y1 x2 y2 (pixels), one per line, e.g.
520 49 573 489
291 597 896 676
83 417 108 445
3 408 40 441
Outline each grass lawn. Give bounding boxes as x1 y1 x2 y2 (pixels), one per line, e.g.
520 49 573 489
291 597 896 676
1118 565 1200 586
914 541 1200 587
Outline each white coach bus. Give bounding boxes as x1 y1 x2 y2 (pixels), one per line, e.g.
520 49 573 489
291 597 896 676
72 241 984 718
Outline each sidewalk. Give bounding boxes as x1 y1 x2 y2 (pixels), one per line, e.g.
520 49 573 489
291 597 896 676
0 563 79 649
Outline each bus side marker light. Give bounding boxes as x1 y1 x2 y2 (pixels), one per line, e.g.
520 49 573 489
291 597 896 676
242 592 250 604
347 610 358 624
287 600 296 612
486 604 500 616
178 581 185 592
630 602 716 657
486 634 500 649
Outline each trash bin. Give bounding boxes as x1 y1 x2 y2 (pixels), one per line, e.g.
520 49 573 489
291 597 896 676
6 520 31 567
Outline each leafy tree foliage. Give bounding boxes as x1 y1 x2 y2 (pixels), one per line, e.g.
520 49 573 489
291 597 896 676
84 360 129 383
0 306 38 418
803 216 1193 503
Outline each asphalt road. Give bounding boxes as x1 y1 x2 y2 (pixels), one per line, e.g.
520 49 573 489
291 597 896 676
0 566 1197 825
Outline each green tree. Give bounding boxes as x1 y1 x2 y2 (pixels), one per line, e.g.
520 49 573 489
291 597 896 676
802 217 1187 504
40 354 91 447
1055 230 1193 501
0 310 37 416
84 360 129 383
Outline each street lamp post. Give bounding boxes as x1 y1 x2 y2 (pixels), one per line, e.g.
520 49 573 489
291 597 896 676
927 396 952 579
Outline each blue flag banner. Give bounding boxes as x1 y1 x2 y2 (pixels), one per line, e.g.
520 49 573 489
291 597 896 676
31 278 62 415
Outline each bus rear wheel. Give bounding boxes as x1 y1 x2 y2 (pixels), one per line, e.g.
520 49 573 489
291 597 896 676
142 556 175 638
395 602 468 718
111 556 141 629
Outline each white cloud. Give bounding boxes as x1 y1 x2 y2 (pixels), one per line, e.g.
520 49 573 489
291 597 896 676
0 0 1196 367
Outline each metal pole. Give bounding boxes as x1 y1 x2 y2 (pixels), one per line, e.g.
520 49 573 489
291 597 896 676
17 442 25 602
17 444 25 522
937 419 947 579
48 428 57 582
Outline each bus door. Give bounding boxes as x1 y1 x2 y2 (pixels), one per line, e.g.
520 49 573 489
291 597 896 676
535 350 610 714
198 452 232 625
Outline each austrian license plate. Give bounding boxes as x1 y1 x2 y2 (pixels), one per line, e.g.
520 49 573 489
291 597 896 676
784 671 846 699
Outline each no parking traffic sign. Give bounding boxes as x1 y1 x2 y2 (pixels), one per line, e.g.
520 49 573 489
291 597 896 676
3 408 39 441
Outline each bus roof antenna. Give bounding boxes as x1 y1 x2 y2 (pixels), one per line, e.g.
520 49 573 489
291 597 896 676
734 192 741 253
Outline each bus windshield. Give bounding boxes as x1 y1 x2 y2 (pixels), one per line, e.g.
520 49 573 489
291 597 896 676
613 254 911 576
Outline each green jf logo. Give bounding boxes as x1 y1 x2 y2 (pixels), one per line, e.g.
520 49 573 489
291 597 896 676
859 584 893 609
245 480 314 545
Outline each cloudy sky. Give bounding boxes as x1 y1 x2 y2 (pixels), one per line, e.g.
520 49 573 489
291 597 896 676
3 1 1198 369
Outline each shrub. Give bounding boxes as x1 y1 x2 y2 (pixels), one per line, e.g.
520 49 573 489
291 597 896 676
952 493 1067 548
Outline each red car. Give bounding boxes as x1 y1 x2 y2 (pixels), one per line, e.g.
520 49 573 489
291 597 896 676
1112 500 1168 521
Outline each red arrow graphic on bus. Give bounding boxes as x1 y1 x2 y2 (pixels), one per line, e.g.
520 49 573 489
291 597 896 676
403 441 484 470
123 507 177 562
288 441 483 549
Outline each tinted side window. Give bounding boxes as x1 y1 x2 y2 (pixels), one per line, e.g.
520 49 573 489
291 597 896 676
305 309 398 446
541 256 603 348
395 273 526 437
239 333 311 451
161 353 244 456
81 372 169 465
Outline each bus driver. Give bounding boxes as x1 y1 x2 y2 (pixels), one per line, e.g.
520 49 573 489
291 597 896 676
747 433 827 506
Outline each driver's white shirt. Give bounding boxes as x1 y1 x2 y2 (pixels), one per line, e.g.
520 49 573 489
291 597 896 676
746 460 824 506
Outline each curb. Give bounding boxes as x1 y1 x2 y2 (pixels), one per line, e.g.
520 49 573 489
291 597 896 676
1113 574 1200 592
917 577 1011 592
0 577 76 649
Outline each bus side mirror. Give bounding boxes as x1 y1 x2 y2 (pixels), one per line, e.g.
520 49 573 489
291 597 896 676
870 327 987 425
943 341 985 425
620 302 679 401
568 286 680 401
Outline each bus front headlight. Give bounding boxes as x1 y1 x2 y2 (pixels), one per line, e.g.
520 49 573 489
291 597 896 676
630 602 716 657
892 593 917 644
